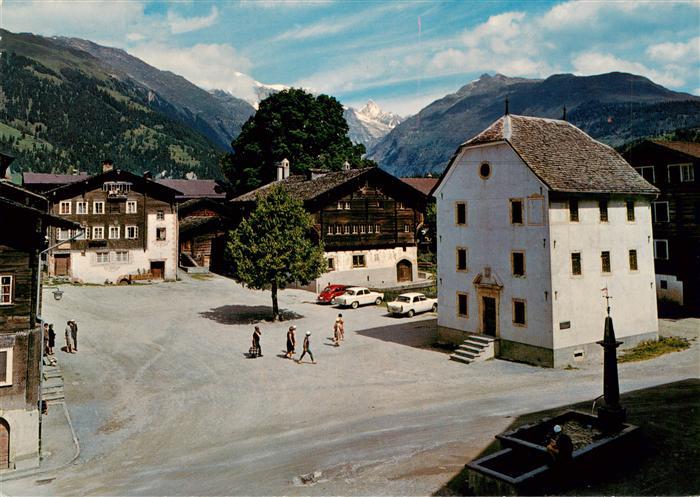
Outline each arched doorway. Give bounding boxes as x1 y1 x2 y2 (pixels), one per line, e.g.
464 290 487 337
397 259 413 282
0 418 9 469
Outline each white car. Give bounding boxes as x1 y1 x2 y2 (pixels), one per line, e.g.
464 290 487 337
387 293 438 317
335 287 384 309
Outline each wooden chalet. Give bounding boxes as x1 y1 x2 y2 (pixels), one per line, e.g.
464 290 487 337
1 153 80 470
178 198 235 273
623 140 700 312
233 163 429 291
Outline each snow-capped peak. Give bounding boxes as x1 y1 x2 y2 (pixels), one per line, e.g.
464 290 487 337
343 101 402 149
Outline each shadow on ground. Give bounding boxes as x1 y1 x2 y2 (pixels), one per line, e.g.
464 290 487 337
354 318 439 349
435 378 700 496
199 305 302 325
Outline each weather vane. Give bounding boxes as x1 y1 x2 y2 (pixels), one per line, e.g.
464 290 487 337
602 286 613 316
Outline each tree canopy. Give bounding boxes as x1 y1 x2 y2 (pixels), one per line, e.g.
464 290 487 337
222 88 375 195
226 185 326 320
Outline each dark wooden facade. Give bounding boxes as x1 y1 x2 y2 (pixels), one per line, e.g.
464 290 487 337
623 140 700 312
178 198 235 273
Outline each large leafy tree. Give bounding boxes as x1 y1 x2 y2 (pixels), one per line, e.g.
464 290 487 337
226 185 326 320
221 88 375 194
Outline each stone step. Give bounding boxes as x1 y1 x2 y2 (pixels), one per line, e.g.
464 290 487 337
42 392 65 402
42 382 64 392
449 354 473 365
459 343 485 353
453 349 478 360
468 335 496 345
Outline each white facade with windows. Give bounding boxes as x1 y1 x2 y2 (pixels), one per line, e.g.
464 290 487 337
433 115 659 367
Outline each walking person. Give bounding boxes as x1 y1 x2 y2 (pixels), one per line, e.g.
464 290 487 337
64 320 75 353
48 324 56 355
337 313 345 341
70 319 78 352
333 318 340 347
297 331 316 364
285 325 296 358
252 326 262 357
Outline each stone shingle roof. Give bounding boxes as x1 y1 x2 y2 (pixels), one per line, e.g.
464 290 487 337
401 177 439 196
157 179 225 199
651 140 700 159
462 115 658 195
22 172 88 185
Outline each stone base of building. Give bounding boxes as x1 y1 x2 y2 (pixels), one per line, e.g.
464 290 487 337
438 325 658 368
0 408 40 471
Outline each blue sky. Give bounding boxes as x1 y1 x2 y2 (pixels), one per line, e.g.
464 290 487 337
3 0 699 115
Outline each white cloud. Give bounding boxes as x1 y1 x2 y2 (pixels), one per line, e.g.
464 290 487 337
539 1 604 28
167 6 219 34
238 0 333 8
646 37 700 63
572 51 685 87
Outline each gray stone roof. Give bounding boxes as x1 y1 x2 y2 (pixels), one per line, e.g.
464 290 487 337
461 115 658 195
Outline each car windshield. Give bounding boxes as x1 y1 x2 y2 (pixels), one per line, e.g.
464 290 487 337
396 296 411 303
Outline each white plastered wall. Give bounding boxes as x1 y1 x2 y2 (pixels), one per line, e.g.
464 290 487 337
0 409 39 470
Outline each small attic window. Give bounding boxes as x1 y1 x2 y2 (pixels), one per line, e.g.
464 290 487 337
479 162 491 179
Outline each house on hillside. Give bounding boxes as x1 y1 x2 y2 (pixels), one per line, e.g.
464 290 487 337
43 163 180 284
622 140 700 312
233 161 430 292
433 114 659 368
0 154 80 470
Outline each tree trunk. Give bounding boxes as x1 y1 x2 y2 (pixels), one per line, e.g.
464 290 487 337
271 281 279 321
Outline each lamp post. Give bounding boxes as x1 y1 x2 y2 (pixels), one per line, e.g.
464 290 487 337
596 288 626 430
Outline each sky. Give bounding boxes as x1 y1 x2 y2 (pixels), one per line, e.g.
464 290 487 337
1 0 699 116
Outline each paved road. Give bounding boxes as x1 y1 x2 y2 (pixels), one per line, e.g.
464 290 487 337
6 273 699 495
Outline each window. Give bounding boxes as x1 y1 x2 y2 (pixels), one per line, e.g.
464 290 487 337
337 201 343 210
157 210 165 220
343 225 350 235
404 224 411 232
59 201 71 215
652 201 670 223
513 299 526 326
327 225 333 235
326 258 335 271
126 200 137 214
335 225 342 235
456 247 468 271
95 252 109 264
57 228 69 241
93 201 104 215
76 201 88 215
601 251 611 273
455 202 467 225
569 199 579 222
352 255 366 268
599 200 608 222
108 225 120 239
635 166 655 183
126 226 138 239
92 226 104 240
375 224 381 233
629 250 638 271
668 163 694 183
397 202 405 210
0 348 13 386
479 162 491 179
360 225 366 234
336 201 351 210
0 276 13 304
571 252 582 275
527 197 544 225
510 199 524 225
76 225 88 240
103 181 131 197
654 239 669 260
367 225 373 234
457 292 468 317
352 225 358 234
681 164 695 182
512 251 525 277
660 279 668 289
626 201 635 222
345 201 351 210
156 228 166 241
113 251 129 263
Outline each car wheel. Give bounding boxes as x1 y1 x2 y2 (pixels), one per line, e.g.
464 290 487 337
432 303 438 312
375 297 382 305
351 301 359 309
407 309 415 317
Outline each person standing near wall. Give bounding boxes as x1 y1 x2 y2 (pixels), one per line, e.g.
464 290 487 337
286 325 296 358
70 319 79 352
64 320 75 353
252 326 262 357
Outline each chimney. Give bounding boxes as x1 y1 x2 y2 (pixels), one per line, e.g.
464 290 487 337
102 159 114 173
277 158 290 181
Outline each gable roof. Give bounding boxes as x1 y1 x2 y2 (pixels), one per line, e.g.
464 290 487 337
23 172 89 186
46 169 180 202
437 114 658 196
650 140 700 160
401 177 439 196
178 197 235 218
156 179 226 200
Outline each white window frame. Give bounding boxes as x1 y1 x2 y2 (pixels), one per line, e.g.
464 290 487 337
126 200 138 214
76 225 88 240
57 228 69 241
93 201 105 215
404 224 411 233
352 254 366 268
335 225 342 235
0 275 13 305
112 251 129 263
108 225 120 240
352 225 358 234
156 227 167 241
343 225 350 235
375 224 381 233
157 210 165 220
126 225 139 239
654 239 669 260
0 347 14 386
681 164 695 182
95 251 109 264
59 201 71 215
367 224 373 234
75 201 88 215
92 226 105 240
652 201 670 223
327 225 333 235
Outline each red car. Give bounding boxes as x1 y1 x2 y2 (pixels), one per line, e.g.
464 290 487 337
317 284 348 304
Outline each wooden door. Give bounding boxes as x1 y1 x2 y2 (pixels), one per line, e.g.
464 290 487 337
54 254 70 276
397 260 412 282
150 261 165 279
0 418 9 469
482 296 497 336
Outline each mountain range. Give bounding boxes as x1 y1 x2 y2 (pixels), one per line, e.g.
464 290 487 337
343 100 403 150
368 73 700 176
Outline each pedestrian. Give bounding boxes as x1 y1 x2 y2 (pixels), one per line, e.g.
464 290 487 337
64 320 75 353
333 318 340 347
297 331 316 364
338 313 345 341
285 325 296 358
43 323 50 356
252 325 262 357
70 319 78 352
48 324 56 355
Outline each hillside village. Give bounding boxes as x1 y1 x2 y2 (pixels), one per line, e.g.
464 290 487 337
0 5 699 497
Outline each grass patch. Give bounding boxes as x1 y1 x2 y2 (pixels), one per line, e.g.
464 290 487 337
189 273 214 281
619 336 690 363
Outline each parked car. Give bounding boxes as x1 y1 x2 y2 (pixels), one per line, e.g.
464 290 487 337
335 287 384 309
387 292 438 317
317 284 348 304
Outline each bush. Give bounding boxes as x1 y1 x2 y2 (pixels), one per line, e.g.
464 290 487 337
619 336 690 363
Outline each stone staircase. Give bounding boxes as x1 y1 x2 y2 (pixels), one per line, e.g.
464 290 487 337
42 359 65 404
450 335 497 365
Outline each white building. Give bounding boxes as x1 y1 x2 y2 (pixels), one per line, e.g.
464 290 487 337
433 114 659 367
45 166 180 284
